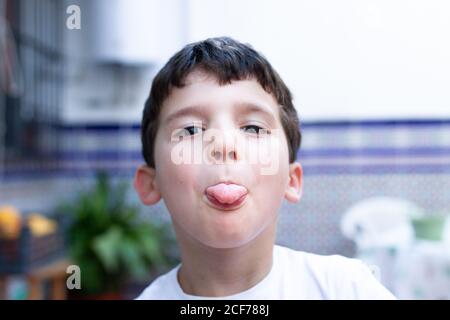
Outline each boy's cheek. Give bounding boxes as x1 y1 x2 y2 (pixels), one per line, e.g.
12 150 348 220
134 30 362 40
155 132 289 189
252 138 291 197
158 162 199 188
240 134 286 173
251 136 289 178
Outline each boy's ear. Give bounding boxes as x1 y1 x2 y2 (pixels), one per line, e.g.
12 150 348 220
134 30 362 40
133 165 161 205
284 162 303 203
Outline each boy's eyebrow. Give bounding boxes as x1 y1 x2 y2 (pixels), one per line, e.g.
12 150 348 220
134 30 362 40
164 106 208 125
164 101 277 125
234 101 277 123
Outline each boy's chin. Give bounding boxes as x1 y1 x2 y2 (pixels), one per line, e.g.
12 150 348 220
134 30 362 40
203 240 250 250
197 231 263 250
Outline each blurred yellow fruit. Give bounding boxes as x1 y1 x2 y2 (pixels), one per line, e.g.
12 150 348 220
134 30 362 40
0 205 22 239
28 213 57 237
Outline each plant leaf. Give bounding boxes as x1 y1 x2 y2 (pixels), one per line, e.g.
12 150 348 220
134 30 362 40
118 237 149 280
92 226 122 273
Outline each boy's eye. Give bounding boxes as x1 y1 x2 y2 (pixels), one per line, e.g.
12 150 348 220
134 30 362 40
241 125 270 136
178 125 204 137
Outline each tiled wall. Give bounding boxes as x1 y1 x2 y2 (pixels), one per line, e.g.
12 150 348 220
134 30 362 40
2 120 450 257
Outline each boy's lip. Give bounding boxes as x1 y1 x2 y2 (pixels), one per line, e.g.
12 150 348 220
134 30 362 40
204 193 248 211
203 181 248 211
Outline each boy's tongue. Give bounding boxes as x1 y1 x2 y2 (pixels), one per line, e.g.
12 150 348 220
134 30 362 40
205 183 247 204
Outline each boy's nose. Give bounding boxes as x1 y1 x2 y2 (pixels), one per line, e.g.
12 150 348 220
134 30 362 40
211 149 237 162
209 130 240 163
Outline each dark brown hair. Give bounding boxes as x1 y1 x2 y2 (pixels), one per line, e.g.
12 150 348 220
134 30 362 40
141 37 301 167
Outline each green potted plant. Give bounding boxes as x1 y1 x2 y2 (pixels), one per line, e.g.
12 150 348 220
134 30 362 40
58 171 177 299
411 214 448 242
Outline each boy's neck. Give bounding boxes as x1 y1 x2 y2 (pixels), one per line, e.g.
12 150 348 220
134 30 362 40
175 221 277 297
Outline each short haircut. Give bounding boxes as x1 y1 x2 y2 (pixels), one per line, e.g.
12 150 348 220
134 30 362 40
141 36 301 167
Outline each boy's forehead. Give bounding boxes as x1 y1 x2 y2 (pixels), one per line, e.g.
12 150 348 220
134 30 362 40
161 71 280 119
180 70 273 98
182 70 217 85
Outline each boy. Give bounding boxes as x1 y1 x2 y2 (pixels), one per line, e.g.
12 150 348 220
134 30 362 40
134 37 395 299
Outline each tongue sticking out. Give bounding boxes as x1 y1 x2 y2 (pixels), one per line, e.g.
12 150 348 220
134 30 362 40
205 183 248 205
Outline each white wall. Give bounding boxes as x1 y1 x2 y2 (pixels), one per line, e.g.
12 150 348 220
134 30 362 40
61 0 186 124
188 0 450 121
60 0 450 124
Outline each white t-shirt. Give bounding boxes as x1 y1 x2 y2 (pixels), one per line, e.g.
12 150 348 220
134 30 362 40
136 245 396 300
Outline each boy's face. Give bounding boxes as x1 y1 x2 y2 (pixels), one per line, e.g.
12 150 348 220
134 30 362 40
135 71 302 249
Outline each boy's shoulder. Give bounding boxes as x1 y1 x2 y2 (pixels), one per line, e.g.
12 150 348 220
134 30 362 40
273 245 394 299
135 265 180 300
275 244 368 274
136 245 395 300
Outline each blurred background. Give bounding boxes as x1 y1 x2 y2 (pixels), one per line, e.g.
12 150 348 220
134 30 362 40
1 0 450 299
